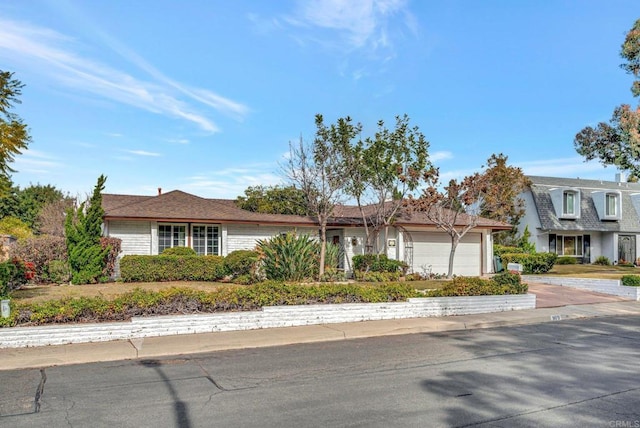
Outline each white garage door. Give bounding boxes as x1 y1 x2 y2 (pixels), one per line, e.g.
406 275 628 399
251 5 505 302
410 232 481 277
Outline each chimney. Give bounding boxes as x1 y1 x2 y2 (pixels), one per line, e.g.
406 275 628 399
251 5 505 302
157 187 162 195
616 172 626 183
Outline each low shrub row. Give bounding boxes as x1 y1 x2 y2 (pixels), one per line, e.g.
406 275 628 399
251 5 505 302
426 273 527 297
352 254 407 274
499 252 557 274
621 275 640 287
0 282 421 327
119 255 227 282
556 256 577 265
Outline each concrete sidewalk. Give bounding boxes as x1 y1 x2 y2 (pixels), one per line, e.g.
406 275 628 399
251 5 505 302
1 300 638 371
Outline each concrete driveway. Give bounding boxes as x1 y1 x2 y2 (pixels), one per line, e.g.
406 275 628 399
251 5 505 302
527 281 630 308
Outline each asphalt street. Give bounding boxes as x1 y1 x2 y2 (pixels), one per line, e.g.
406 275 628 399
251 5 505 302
1 314 639 427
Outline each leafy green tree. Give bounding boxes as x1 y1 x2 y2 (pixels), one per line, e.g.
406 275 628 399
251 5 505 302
0 182 69 232
0 216 32 240
355 115 431 253
235 185 307 215
65 175 109 284
574 19 640 176
0 71 31 196
479 153 531 245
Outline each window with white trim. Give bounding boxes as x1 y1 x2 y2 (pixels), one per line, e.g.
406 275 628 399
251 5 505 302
563 191 577 216
552 234 583 256
158 224 186 253
192 225 220 255
605 193 618 217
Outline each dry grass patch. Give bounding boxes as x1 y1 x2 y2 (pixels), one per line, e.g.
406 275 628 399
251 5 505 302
12 281 227 304
11 279 452 304
548 264 639 279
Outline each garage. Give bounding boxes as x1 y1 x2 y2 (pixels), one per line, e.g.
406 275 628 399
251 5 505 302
409 231 481 277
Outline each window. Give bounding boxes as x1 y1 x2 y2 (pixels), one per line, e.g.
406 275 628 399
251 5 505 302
554 234 583 256
158 224 186 253
605 193 617 217
563 191 576 216
192 225 220 255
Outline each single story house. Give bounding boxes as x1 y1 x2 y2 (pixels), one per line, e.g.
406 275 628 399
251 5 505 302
517 174 640 264
103 189 511 277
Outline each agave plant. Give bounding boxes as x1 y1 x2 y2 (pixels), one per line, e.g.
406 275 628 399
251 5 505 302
257 233 320 281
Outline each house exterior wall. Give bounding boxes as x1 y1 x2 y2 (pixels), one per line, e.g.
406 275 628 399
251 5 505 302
224 224 317 256
518 190 543 249
105 220 491 277
106 220 152 255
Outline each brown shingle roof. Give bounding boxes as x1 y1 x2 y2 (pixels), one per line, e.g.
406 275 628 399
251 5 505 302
102 190 511 229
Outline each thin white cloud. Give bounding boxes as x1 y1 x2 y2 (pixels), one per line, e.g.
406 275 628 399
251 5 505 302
124 150 162 157
13 149 64 173
430 150 453 162
181 165 285 198
0 18 248 133
282 0 415 55
515 157 613 178
168 138 190 145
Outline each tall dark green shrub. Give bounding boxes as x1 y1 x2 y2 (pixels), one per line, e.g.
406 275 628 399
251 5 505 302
65 175 110 284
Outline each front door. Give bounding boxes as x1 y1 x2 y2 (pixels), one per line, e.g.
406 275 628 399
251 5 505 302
618 235 636 264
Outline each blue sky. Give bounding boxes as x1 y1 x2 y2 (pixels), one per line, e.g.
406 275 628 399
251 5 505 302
1 0 639 199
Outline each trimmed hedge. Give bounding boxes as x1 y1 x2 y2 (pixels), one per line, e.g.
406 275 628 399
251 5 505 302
493 245 520 256
352 254 407 274
499 252 557 274
119 255 226 282
556 256 577 265
621 275 640 287
427 272 527 297
161 247 197 256
224 250 259 278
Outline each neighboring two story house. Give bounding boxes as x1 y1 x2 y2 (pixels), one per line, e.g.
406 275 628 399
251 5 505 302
518 175 640 264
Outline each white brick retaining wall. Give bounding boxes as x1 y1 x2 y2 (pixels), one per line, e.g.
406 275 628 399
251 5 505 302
523 275 640 300
0 294 535 348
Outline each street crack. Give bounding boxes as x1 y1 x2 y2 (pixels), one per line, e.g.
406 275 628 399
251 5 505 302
34 368 46 413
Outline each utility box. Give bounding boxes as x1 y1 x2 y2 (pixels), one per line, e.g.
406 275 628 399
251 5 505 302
507 263 523 274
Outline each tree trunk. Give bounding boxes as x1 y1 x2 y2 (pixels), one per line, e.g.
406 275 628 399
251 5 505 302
447 235 459 279
319 223 327 278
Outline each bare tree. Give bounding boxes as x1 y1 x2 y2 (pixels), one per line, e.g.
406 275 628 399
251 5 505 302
37 197 75 236
284 115 349 277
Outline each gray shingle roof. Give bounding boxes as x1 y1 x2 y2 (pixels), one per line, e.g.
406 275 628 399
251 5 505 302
527 176 640 232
